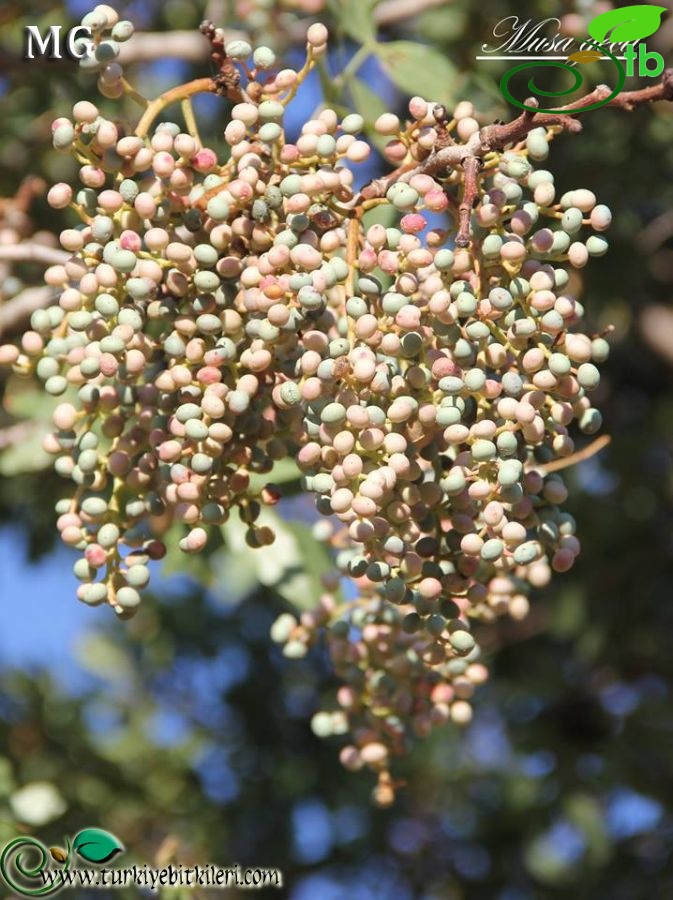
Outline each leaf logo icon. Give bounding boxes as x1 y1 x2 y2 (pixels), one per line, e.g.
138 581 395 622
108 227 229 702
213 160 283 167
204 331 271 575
48 847 68 864
588 4 667 42
567 50 604 64
72 829 124 864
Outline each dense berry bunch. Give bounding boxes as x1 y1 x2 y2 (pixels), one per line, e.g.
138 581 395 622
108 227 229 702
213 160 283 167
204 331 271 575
0 6 614 801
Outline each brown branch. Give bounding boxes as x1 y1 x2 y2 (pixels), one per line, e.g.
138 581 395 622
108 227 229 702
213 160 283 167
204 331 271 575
455 156 481 248
451 71 673 162
359 69 673 202
610 73 673 109
200 20 247 103
478 71 673 151
359 161 417 203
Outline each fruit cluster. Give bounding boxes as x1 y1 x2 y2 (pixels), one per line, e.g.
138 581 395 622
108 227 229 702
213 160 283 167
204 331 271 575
0 6 613 801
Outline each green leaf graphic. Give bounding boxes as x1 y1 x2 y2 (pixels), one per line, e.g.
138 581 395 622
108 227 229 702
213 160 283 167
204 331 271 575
588 4 667 43
72 829 124 864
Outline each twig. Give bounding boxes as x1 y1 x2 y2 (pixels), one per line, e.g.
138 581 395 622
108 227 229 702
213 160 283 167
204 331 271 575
358 70 673 203
181 98 201 142
121 77 149 108
534 434 611 474
135 78 217 138
345 216 360 342
456 156 481 248
132 20 250 138
200 20 248 103
359 161 417 203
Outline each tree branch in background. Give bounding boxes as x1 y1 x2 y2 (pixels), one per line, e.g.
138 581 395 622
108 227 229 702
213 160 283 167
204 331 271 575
639 305 673 366
115 0 449 64
0 177 46 215
0 286 55 335
118 30 246 65
0 245 68 266
636 209 673 253
0 420 37 450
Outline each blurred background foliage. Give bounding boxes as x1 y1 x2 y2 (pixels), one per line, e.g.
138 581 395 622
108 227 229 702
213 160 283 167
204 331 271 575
1 0 673 897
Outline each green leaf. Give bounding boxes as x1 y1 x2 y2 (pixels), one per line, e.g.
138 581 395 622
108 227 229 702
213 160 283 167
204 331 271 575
333 0 376 43
348 77 389 153
72 828 124 864
276 518 338 611
315 57 341 109
214 509 335 611
375 41 458 105
588 5 666 43
362 203 400 232
75 635 134 684
247 458 302 494
417 5 468 42
0 377 56 475
0 424 51 476
469 68 512 108
3 377 57 420
211 517 262 605
348 76 388 125
160 521 214 583
564 793 611 866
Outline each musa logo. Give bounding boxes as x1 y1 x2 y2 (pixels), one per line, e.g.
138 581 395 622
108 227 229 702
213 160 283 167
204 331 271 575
0 828 123 896
500 4 667 113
